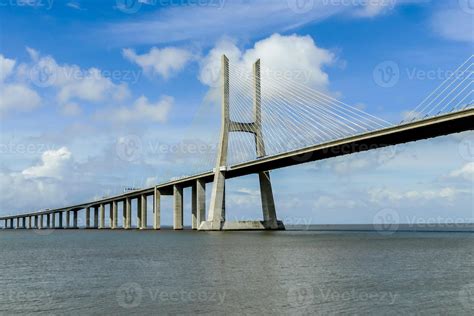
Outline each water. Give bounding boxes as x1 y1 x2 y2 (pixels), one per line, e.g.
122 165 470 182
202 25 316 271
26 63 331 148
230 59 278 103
0 230 473 315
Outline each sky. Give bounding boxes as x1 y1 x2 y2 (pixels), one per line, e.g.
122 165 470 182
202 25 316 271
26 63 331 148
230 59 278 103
0 0 473 227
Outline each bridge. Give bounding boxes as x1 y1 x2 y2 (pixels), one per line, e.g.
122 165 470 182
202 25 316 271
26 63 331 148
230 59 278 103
1 55 473 231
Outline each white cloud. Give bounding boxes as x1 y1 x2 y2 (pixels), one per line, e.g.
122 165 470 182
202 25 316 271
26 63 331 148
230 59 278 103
18 50 131 109
26 46 40 61
0 83 41 114
0 54 41 114
431 7 474 43
22 147 72 180
99 95 173 123
368 186 461 203
123 47 193 79
450 162 474 181
0 54 16 82
60 102 82 116
199 33 334 103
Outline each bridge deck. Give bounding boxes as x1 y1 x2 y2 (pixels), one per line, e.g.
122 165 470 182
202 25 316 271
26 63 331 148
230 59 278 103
1 108 473 220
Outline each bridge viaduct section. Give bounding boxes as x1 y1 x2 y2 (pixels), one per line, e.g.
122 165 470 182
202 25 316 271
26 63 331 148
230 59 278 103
0 55 473 231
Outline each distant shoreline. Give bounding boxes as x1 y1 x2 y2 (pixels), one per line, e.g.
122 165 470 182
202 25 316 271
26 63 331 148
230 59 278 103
285 224 474 232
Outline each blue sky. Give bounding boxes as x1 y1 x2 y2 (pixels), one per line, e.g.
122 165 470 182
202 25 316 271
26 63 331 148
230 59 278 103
0 0 472 226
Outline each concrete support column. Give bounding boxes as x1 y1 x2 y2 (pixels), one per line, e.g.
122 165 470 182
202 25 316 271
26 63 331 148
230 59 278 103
52 214 56 229
58 212 63 229
73 211 78 229
122 201 126 229
86 207 90 228
3 219 6 229
153 188 161 230
28 217 32 229
140 195 147 230
34 216 38 229
196 179 206 228
137 197 142 229
46 214 51 229
22 217 26 229
16 217 20 229
112 201 118 229
65 211 70 228
93 206 99 229
192 184 197 230
173 185 183 230
125 198 132 229
39 215 44 229
99 204 105 229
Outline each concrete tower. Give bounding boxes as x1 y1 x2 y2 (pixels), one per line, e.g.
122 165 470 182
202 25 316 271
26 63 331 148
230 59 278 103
199 55 285 231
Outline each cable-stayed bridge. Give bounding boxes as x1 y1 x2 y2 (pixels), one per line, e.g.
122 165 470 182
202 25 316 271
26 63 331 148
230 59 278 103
1 55 473 230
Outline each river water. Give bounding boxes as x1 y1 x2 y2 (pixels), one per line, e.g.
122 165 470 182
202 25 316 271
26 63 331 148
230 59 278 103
0 230 473 315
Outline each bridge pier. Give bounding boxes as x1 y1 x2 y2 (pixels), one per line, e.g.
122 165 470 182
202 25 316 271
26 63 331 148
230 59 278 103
86 207 90 228
99 204 105 229
199 56 284 231
137 198 142 229
58 212 63 229
112 201 118 229
66 211 70 229
173 185 183 230
73 211 78 229
93 206 99 229
191 184 198 229
125 198 132 229
153 188 161 230
140 195 147 230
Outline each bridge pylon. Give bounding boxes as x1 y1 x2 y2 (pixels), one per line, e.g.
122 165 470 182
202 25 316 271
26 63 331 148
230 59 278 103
198 55 285 231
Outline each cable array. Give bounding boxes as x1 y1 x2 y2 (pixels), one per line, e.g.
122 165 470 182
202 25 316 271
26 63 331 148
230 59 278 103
226 63 392 165
403 55 473 123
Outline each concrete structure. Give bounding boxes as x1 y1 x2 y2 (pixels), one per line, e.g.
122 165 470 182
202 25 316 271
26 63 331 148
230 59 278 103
199 57 283 230
0 56 472 231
